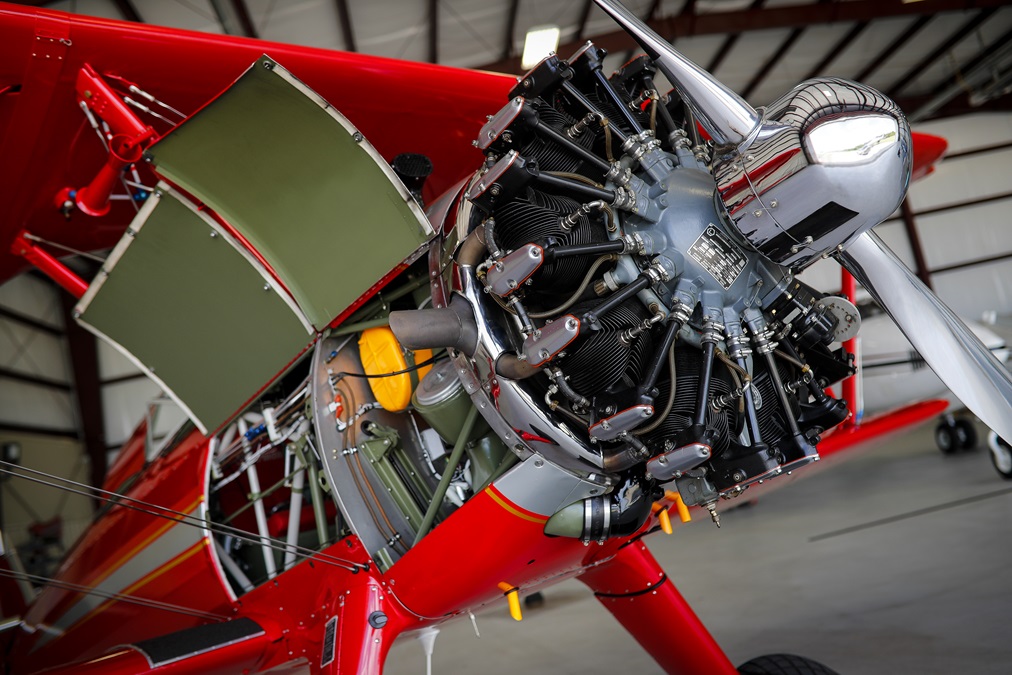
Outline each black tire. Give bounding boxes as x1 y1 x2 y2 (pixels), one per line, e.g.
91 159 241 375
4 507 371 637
738 653 840 675
524 591 545 608
935 424 958 454
988 433 1012 480
954 418 977 450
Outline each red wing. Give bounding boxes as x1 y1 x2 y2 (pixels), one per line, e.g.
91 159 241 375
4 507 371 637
0 3 513 284
817 398 949 458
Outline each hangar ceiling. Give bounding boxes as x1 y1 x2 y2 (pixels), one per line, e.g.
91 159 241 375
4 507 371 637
29 0 1012 122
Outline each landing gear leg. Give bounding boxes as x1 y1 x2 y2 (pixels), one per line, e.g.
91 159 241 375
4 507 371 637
578 542 737 675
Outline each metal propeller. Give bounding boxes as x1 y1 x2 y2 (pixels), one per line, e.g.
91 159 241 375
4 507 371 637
841 233 1012 441
594 0 1012 439
591 0 760 148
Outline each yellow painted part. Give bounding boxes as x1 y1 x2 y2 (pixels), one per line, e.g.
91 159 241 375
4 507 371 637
358 327 432 411
651 502 673 534
665 489 691 523
485 487 550 524
498 582 523 621
659 507 673 534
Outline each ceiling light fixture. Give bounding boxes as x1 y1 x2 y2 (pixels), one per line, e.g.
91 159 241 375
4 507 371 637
521 25 561 69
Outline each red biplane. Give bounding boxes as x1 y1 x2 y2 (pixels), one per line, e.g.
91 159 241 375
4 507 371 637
0 1 1005 674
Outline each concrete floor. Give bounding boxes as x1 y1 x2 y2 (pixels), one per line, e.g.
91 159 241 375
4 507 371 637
385 419 1012 674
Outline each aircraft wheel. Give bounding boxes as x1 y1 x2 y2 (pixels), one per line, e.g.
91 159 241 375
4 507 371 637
954 418 977 450
524 591 545 609
738 653 840 675
935 423 959 454
987 432 1012 480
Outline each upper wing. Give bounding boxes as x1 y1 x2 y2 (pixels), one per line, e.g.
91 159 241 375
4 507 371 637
0 3 513 284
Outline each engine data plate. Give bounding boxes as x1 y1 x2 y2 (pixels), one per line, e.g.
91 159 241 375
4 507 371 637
688 225 747 290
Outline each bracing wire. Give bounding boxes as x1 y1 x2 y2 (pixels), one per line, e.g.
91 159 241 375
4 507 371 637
0 568 228 622
0 461 368 573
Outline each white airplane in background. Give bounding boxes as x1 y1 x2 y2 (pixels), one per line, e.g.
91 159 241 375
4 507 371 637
858 301 1012 478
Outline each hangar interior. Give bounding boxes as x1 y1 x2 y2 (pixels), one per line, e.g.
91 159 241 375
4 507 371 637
0 1 1010 673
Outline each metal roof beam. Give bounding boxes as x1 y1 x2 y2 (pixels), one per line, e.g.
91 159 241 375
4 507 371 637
741 26 803 99
575 0 594 42
896 89 1012 119
0 307 62 337
209 0 258 38
803 21 869 80
501 0 521 61
112 0 143 23
0 423 77 439
101 372 150 387
853 15 931 82
707 0 763 75
887 8 997 97
908 24 1012 121
478 0 1010 74
335 0 357 52
61 293 107 507
622 0 675 68
428 0 438 64
0 367 70 392
231 0 259 40
742 0 830 97
645 0 665 23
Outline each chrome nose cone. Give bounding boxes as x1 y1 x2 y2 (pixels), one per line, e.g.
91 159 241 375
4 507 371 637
715 78 912 269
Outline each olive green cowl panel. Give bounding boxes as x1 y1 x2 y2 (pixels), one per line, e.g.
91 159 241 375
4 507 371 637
76 189 312 434
149 55 434 330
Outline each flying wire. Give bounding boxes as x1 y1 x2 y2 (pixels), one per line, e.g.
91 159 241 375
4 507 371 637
0 460 368 573
19 233 105 264
0 464 362 573
0 568 228 622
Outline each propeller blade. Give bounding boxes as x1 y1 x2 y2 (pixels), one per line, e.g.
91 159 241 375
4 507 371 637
591 0 760 147
840 231 1012 440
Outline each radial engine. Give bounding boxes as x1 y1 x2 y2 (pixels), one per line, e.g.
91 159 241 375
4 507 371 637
391 43 909 538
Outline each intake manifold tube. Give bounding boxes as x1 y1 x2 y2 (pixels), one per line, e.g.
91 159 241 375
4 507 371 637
403 226 540 380
389 226 487 356
389 298 479 356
